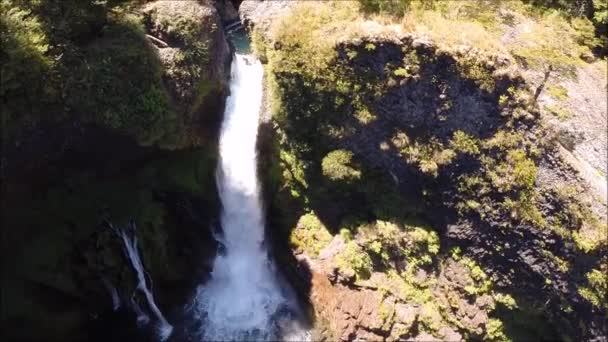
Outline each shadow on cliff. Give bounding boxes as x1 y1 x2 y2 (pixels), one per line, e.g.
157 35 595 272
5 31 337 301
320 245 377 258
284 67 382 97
445 212 607 340
272 40 512 233
256 119 315 332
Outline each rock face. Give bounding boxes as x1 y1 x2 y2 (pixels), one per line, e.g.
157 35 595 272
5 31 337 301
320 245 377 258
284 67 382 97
213 0 240 22
143 0 231 147
256 2 607 341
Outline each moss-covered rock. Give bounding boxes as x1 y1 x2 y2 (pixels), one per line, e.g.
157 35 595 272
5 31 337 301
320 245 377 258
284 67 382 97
143 0 231 130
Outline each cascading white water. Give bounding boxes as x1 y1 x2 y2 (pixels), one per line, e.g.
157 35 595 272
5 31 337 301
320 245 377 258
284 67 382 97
194 53 306 341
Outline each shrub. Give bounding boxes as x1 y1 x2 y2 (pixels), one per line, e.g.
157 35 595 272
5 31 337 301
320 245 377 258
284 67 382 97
289 212 332 257
577 269 607 309
358 0 412 16
336 241 373 280
490 149 537 192
485 318 510 342
322 150 362 181
510 10 590 77
451 130 480 155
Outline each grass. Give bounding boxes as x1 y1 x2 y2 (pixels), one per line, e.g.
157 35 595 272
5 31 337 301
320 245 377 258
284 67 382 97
546 84 569 101
545 104 572 120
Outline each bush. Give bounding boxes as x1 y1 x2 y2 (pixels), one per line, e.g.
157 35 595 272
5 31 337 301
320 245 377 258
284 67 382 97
322 150 362 181
451 131 480 155
490 149 537 192
578 267 607 310
336 241 373 280
289 212 332 257
143 0 224 120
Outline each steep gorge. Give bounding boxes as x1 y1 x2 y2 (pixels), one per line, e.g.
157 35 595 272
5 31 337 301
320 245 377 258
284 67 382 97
1 0 607 341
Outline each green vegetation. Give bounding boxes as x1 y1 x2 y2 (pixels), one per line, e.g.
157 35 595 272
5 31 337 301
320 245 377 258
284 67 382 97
321 150 362 181
578 268 608 310
289 212 332 257
335 240 373 280
2 1 225 339
3 146 220 340
1 0 171 146
546 84 569 101
1 0 54 133
451 131 480 155
1 0 224 149
142 0 220 115
545 104 572 120
65 12 178 147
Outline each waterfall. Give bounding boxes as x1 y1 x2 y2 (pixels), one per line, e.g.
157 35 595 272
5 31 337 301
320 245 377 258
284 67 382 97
193 52 307 341
104 219 173 341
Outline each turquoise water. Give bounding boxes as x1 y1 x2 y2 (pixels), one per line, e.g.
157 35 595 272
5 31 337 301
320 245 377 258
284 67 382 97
227 27 252 54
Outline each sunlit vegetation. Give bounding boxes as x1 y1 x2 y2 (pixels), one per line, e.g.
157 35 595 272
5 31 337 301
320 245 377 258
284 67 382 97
546 84 569 101
578 267 608 310
356 0 605 79
321 150 362 181
289 212 332 257
335 240 373 280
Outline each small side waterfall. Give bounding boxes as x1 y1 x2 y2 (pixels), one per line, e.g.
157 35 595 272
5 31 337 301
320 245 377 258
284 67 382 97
193 46 307 340
105 220 173 341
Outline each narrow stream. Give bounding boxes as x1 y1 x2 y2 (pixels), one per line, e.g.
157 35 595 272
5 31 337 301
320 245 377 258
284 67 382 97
192 36 307 341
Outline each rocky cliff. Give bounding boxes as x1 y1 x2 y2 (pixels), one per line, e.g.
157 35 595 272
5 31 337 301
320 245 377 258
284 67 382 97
243 1 607 340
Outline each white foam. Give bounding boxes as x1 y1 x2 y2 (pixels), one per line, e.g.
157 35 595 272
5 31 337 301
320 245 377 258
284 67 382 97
194 54 305 341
